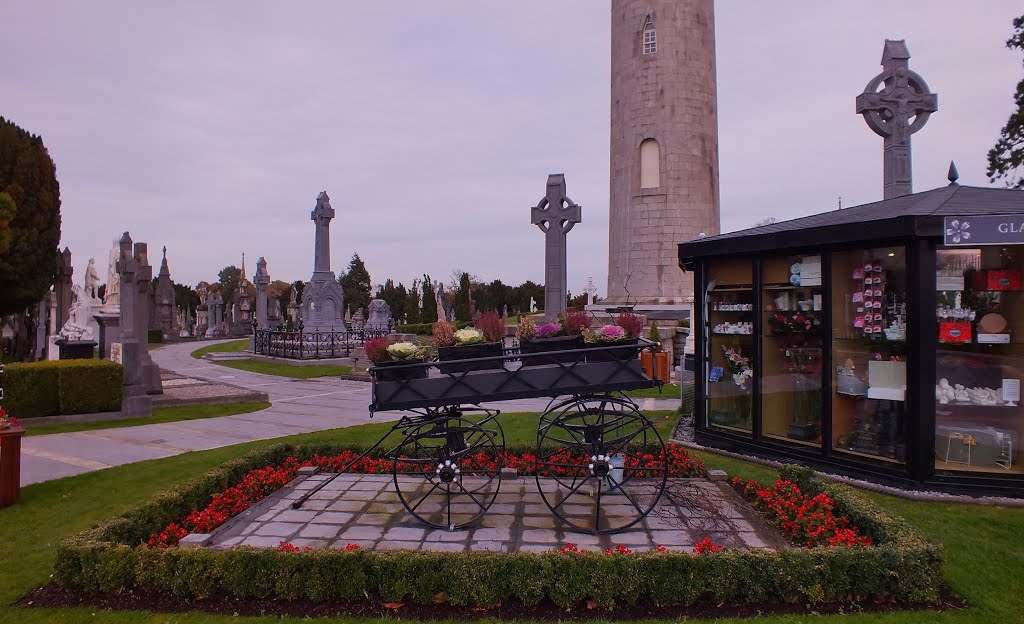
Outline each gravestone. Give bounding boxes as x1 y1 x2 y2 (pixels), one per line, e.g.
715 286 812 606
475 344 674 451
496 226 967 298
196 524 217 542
365 299 392 332
84 257 101 301
583 276 598 306
151 246 178 337
93 240 122 359
856 40 938 199
301 192 347 330
351 308 365 331
253 257 271 348
212 292 225 336
196 287 209 337
286 288 300 325
100 239 121 313
133 243 162 394
531 174 581 320
435 283 446 322
116 233 152 418
56 284 98 358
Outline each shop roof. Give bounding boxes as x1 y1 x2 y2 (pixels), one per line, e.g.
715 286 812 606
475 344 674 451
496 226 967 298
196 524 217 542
678 185 1024 262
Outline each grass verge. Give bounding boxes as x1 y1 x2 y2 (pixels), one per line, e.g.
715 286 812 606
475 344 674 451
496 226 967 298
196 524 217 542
624 383 681 398
2 410 1022 622
23 402 272 437
190 339 250 359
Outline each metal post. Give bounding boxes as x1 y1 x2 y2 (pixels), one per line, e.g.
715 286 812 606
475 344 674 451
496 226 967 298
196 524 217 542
298 320 304 360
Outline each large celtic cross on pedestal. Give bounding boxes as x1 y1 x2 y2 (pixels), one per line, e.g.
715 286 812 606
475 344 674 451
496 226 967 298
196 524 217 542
856 40 938 200
531 174 581 320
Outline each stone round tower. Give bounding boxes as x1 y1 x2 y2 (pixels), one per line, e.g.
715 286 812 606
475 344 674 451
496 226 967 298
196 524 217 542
606 0 721 306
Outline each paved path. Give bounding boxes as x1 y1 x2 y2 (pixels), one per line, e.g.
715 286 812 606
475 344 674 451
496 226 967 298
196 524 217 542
21 340 680 486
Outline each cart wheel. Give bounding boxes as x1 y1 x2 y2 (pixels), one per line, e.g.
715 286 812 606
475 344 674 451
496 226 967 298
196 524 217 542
390 411 504 530
535 395 667 534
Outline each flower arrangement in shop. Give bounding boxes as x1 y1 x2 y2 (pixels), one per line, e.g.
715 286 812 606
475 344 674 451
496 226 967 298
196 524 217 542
723 345 753 389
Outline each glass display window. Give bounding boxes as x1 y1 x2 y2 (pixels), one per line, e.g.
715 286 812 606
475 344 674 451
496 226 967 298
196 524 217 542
935 246 1024 474
705 259 754 434
760 255 824 446
830 247 908 463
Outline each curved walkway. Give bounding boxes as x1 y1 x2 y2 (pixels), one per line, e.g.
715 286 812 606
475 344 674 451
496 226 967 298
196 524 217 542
20 340 680 486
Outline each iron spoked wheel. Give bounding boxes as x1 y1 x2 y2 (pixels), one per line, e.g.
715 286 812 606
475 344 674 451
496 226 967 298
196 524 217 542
535 395 668 534
390 409 504 531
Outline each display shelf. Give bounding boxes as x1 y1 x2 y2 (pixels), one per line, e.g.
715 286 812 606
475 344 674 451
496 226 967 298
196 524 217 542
710 286 753 292
763 284 823 291
711 332 754 336
834 448 906 465
710 309 753 313
764 433 822 448
707 423 753 435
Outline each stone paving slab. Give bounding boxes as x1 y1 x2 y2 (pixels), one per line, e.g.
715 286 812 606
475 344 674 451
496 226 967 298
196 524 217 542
206 474 789 553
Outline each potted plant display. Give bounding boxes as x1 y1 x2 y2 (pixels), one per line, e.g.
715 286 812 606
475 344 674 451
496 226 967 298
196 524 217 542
585 322 640 362
366 336 428 382
640 321 671 382
436 312 505 373
518 310 589 366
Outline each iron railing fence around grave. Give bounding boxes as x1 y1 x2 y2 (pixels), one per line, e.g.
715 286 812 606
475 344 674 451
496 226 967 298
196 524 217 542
252 324 391 360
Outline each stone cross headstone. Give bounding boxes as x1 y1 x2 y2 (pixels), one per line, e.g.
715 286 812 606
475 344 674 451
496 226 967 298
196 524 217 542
116 232 152 417
531 174 581 320
302 192 347 329
856 40 938 199
151 246 178 336
133 243 161 394
583 276 598 306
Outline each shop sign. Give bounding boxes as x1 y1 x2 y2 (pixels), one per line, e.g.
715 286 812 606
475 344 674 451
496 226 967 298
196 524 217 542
944 216 1024 246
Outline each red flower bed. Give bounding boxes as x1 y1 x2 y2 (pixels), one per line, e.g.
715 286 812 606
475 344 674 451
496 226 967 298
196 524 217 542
148 445 704 548
731 477 873 548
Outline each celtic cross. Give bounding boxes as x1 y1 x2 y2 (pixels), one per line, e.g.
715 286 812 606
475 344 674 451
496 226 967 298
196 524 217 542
856 40 938 199
531 174 581 319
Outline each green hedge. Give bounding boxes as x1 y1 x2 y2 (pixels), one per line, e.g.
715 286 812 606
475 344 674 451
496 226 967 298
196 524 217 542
148 329 164 344
395 321 470 335
53 446 944 609
4 359 123 418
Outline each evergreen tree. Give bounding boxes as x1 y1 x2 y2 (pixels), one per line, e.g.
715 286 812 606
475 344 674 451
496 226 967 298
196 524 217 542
0 117 62 317
218 265 241 310
421 274 437 323
173 282 200 314
339 252 372 314
988 14 1024 188
374 278 407 325
404 278 422 324
454 272 472 321
0 192 15 255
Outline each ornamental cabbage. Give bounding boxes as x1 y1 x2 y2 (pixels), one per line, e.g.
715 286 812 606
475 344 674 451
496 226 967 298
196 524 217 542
454 327 485 345
597 325 626 341
535 322 562 338
386 342 420 360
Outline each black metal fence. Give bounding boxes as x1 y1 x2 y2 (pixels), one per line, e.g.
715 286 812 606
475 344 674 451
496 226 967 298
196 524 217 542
252 325 390 360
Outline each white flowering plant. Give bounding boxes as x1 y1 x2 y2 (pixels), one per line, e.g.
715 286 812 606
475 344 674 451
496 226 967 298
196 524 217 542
453 327 485 346
386 342 424 360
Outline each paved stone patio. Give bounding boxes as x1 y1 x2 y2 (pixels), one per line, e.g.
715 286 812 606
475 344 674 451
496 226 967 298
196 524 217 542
204 473 788 553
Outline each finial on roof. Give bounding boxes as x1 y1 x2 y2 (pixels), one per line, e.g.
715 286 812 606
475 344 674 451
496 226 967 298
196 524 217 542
947 161 959 185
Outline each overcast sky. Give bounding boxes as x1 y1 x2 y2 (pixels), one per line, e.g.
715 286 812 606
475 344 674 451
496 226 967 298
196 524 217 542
2 1 1021 299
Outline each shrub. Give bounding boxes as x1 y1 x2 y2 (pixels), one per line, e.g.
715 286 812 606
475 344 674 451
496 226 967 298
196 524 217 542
397 321 468 335
148 329 164 344
363 337 390 364
474 311 504 343
53 453 941 610
648 322 662 351
4 359 122 417
432 320 455 348
562 310 591 336
616 312 643 338
516 316 537 341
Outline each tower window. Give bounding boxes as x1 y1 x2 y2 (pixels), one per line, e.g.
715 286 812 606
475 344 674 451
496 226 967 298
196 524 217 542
642 16 656 55
640 138 660 188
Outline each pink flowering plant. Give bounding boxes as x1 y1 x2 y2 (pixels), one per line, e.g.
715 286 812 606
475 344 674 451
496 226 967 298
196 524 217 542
535 322 562 338
588 324 627 343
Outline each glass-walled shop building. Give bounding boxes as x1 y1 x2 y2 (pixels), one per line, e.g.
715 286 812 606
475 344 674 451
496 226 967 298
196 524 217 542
678 184 1024 497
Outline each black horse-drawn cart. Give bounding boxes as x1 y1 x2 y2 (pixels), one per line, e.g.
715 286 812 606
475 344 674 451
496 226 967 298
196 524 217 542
294 339 669 534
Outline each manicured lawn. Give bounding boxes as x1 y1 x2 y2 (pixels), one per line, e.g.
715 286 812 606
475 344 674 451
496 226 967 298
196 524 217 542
625 382 681 398
22 402 271 437
2 411 1022 622
217 359 353 378
190 339 250 359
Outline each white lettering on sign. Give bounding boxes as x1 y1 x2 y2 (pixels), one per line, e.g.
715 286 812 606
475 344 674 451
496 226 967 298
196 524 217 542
998 223 1024 234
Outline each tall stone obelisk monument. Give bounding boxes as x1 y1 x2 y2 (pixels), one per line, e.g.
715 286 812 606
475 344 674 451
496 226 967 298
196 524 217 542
606 0 720 306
